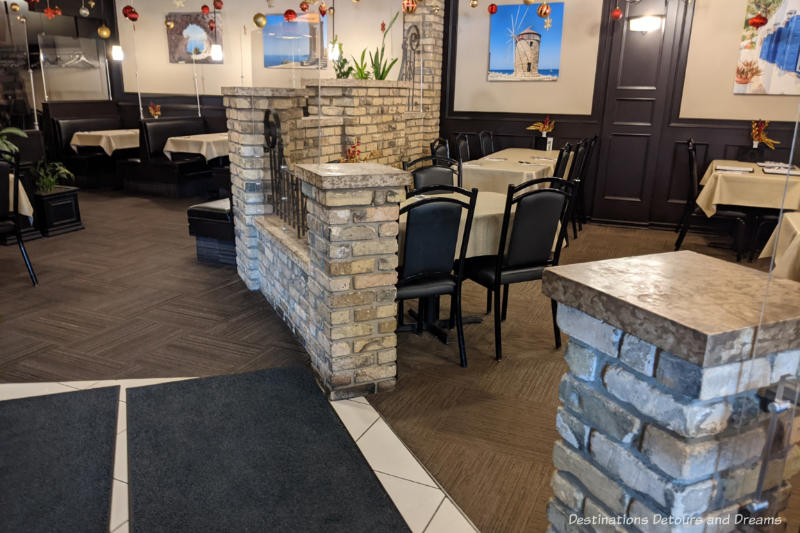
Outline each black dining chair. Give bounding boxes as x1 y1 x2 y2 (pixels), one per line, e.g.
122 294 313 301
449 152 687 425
0 149 38 286
553 143 572 178
573 136 598 235
455 133 471 165
463 178 574 360
398 185 478 367
403 155 462 189
478 130 495 158
430 137 450 161
675 139 748 261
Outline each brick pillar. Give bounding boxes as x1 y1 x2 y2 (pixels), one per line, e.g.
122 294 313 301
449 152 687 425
542 251 800 532
295 163 411 400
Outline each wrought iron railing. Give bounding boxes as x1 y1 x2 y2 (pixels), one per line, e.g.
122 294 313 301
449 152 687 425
265 109 308 239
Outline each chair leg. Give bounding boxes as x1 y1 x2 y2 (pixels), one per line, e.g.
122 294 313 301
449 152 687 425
397 299 404 327
493 285 503 361
551 299 561 349
501 284 509 321
415 299 424 335
572 213 579 240
674 207 692 251
485 288 492 315
734 218 747 263
454 291 467 368
16 229 37 286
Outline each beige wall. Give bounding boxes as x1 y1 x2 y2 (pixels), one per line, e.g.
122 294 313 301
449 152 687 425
117 1 404 95
452 0 603 115
680 0 800 121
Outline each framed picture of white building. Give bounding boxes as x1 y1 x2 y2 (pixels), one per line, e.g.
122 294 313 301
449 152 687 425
488 3 563 82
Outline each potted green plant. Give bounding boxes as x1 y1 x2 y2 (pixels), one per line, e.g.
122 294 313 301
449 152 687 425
31 160 84 237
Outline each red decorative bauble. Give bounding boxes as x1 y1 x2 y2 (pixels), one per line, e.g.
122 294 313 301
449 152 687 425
318 2 327 17
201 4 210 14
402 0 417 14
53 5 62 15
610 6 623 20
488 3 497 15
213 0 223 9
284 8 297 21
537 2 550 18
122 5 134 17
299 1 309 12
749 13 768 28
127 10 138 21
43 6 55 18
208 19 216 31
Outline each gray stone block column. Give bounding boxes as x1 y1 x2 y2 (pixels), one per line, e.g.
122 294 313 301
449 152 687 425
542 251 800 532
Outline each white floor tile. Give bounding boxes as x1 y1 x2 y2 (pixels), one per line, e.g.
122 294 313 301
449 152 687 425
111 521 129 533
0 382 76 401
357 419 437 487
60 381 99 390
348 396 370 405
330 399 380 441
114 431 128 483
424 498 478 533
376 473 444 533
116 401 127 435
109 479 128 532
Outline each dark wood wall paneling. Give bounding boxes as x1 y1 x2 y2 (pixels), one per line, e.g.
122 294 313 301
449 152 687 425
439 0 798 226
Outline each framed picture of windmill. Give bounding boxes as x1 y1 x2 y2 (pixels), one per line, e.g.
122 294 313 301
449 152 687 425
488 2 564 82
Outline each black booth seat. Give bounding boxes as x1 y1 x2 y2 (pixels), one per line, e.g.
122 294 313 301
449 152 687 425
53 116 123 188
122 118 221 198
188 198 235 265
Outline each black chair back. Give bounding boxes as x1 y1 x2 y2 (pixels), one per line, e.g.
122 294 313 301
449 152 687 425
54 116 123 157
566 141 587 182
455 133 470 164
497 178 574 272
687 138 700 200
430 137 450 160
478 130 494 158
403 155 462 189
141 118 206 159
553 143 572 178
400 185 478 283
0 150 22 220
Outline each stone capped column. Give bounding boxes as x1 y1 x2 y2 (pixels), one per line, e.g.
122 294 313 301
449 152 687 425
295 163 411 400
542 251 800 532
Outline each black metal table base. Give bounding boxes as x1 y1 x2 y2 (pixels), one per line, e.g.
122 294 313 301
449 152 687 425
400 296 484 345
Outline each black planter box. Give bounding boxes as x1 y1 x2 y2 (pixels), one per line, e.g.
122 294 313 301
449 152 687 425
533 135 554 151
34 185 84 237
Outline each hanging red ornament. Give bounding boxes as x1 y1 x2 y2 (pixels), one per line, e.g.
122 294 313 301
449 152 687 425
299 1 309 12
488 3 497 15
43 6 55 18
318 2 327 17
53 5 61 15
610 6 623 20
122 4 134 17
213 0 223 9
284 8 297 21
201 4 210 14
127 9 138 21
208 19 216 31
537 2 550 18
402 0 417 14
749 13 768 28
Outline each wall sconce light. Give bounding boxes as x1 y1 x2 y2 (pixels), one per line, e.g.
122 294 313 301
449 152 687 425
628 15 664 33
210 43 223 61
111 45 125 61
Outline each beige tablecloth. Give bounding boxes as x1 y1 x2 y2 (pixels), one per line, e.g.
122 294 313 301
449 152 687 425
697 160 800 217
70 129 139 156
461 148 560 194
163 132 229 161
759 212 800 282
8 174 33 217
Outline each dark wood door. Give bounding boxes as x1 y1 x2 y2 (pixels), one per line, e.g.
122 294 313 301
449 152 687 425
592 0 683 223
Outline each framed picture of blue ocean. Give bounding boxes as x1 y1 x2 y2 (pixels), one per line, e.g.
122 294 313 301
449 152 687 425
166 13 224 64
487 3 564 82
263 13 328 69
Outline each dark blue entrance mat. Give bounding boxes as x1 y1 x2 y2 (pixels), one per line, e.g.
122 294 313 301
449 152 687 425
0 386 120 533
126 368 409 532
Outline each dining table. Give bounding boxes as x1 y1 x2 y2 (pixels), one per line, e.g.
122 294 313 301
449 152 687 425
163 132 229 161
70 129 140 156
461 148 564 194
696 160 800 217
759 211 800 283
8 174 33 217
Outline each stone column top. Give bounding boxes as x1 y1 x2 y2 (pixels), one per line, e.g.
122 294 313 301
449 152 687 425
542 251 800 367
221 86 310 97
295 163 412 190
